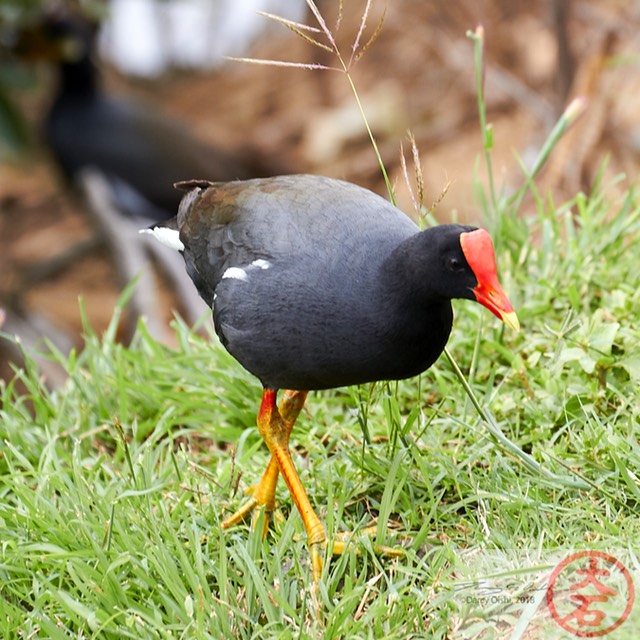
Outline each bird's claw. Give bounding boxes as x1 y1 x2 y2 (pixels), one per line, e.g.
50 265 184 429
221 490 274 538
304 525 405 582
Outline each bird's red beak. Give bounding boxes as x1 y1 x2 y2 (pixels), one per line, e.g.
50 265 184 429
460 229 519 332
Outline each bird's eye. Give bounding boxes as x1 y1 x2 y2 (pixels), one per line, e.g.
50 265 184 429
447 256 465 272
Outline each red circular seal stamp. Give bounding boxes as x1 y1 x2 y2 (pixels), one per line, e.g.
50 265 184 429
547 550 635 637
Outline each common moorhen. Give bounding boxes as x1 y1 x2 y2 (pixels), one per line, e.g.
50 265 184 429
146 174 519 581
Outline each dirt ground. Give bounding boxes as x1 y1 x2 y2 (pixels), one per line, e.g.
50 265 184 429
1 0 639 386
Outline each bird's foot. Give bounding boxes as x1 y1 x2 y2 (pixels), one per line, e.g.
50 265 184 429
223 498 402 582
331 525 404 558
305 525 403 581
221 481 278 538
222 455 280 537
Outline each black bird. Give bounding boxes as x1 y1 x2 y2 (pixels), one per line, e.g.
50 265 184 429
17 13 280 222
146 174 519 581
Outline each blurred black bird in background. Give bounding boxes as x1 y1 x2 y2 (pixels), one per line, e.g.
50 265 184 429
16 11 282 222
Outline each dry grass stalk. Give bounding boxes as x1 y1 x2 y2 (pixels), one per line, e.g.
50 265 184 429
234 0 384 74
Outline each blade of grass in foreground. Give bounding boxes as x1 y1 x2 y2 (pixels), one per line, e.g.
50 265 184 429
443 347 589 489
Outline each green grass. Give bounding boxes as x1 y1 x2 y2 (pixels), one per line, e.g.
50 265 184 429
2 174 639 638
3 4 640 637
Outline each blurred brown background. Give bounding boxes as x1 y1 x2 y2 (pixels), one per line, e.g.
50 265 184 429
1 0 639 386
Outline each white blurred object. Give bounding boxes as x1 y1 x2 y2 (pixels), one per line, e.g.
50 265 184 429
102 0 306 77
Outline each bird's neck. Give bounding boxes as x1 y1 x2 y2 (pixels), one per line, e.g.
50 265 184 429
379 232 455 353
378 245 455 378
382 232 441 304
57 53 99 100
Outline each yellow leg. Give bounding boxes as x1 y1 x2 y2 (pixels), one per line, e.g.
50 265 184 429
255 389 326 581
221 389 308 535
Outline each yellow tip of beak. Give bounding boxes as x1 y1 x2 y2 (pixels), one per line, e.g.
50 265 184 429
501 310 520 333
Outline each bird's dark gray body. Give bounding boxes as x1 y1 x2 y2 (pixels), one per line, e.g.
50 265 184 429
175 175 479 390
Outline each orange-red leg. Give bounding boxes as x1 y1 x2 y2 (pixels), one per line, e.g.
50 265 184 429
221 390 309 536
255 389 326 580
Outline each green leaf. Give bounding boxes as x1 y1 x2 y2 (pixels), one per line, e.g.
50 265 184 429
588 316 619 356
619 356 640 383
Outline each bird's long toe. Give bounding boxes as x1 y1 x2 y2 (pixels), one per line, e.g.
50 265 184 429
221 455 280 537
330 525 404 558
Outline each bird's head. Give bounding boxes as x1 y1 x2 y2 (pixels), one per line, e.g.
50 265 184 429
12 11 96 65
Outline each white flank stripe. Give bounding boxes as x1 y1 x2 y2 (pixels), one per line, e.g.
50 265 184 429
222 267 248 281
139 227 185 251
250 259 271 270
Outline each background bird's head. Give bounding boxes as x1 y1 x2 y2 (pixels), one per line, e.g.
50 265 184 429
13 10 97 66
